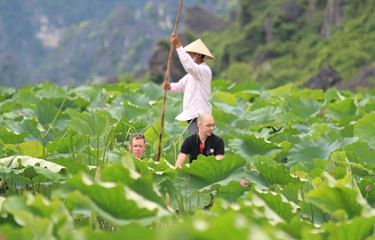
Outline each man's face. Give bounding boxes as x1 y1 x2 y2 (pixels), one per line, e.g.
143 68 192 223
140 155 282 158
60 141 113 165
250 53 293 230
189 52 200 63
130 138 146 159
199 116 215 137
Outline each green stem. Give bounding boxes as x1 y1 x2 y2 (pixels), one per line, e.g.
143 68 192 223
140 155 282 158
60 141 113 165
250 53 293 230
96 134 100 166
29 178 35 194
310 203 314 224
41 97 67 158
43 97 67 138
87 136 91 165
70 131 76 161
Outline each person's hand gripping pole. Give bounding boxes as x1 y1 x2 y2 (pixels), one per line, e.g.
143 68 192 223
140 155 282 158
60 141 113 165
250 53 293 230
157 0 184 162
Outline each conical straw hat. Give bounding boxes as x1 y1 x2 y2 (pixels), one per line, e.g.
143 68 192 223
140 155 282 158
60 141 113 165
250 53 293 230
184 39 214 59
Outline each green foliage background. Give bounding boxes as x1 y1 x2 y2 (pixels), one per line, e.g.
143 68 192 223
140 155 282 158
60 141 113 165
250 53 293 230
0 80 374 239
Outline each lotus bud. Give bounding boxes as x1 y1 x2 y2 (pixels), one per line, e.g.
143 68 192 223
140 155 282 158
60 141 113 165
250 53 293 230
239 179 250 187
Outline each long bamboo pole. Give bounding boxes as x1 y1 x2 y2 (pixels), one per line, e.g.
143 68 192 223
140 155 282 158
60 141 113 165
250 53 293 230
156 0 184 162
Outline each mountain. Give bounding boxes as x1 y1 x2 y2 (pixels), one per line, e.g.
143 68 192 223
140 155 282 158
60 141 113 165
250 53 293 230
1 0 373 90
0 0 237 87
201 0 375 90
0 0 122 86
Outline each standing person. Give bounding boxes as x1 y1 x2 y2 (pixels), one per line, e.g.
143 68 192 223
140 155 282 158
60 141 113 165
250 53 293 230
163 34 214 135
175 113 224 168
128 133 146 160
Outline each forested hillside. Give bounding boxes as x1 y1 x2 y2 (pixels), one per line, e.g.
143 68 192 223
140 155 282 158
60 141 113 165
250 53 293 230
0 0 374 89
0 0 236 87
201 0 375 89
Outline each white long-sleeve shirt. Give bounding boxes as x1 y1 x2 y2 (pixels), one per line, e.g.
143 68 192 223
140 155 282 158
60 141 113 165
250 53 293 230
170 46 212 121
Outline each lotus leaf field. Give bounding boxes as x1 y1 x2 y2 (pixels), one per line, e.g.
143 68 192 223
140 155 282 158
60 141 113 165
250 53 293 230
0 80 374 239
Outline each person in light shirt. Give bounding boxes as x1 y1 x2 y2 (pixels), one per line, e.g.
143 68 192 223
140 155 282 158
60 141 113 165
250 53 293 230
163 34 214 135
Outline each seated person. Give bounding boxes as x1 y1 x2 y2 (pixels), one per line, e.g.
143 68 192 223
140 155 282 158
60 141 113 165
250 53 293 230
175 113 224 168
128 133 146 160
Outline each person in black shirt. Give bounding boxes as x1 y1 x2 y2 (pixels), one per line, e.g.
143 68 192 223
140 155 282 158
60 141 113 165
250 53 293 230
175 113 224 168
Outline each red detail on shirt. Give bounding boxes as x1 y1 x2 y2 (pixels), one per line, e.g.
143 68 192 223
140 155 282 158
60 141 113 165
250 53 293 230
199 142 204 154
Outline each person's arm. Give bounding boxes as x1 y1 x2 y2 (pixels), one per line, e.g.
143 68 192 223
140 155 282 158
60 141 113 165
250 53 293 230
175 153 188 168
163 74 188 93
215 154 224 160
162 34 186 93
171 34 210 80
176 47 210 79
170 75 188 93
176 136 192 168
171 33 181 48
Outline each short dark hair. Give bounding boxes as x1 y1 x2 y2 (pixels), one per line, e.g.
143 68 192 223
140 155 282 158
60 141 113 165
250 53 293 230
130 133 146 144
